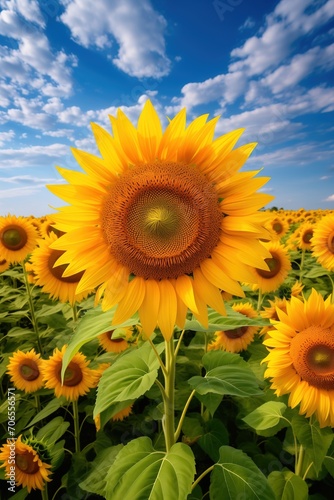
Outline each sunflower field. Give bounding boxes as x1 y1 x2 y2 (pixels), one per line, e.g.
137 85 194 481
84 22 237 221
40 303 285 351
1 102 334 500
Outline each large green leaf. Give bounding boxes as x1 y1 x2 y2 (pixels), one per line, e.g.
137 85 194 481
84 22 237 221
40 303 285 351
291 414 334 475
25 397 67 428
94 341 164 417
79 444 123 496
61 305 139 374
209 446 274 500
188 365 261 397
198 419 229 462
268 470 308 500
243 402 288 432
105 437 195 500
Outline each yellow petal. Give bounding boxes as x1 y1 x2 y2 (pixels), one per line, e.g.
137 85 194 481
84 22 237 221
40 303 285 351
175 275 198 314
193 268 226 316
157 280 177 340
200 258 244 297
90 122 125 174
137 100 162 161
138 280 160 337
112 277 145 326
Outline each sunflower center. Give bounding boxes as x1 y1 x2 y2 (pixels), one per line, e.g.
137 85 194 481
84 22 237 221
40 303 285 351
256 253 281 279
16 451 39 474
290 326 334 390
0 259 6 265
48 250 84 283
224 326 248 339
61 361 83 387
302 229 313 244
1 225 28 250
273 222 283 234
327 231 334 254
19 360 40 381
106 330 124 343
101 161 222 280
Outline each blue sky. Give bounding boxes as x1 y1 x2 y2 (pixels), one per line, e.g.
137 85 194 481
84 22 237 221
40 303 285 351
0 0 334 217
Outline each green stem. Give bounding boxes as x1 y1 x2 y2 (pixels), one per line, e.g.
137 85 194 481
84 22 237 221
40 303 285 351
163 338 176 452
41 485 49 500
174 389 196 442
300 249 305 272
148 337 167 376
72 400 81 453
191 465 215 491
295 444 304 477
34 394 41 414
72 303 78 322
256 288 263 312
174 329 186 358
22 263 43 354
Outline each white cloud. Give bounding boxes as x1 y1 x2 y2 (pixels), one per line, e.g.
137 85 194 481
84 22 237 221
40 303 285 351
0 129 15 146
324 194 334 201
0 143 70 169
60 0 171 78
320 175 331 180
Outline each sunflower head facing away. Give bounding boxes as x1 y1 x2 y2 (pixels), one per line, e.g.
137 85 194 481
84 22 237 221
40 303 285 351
263 289 334 428
0 435 52 492
48 100 274 340
7 349 44 393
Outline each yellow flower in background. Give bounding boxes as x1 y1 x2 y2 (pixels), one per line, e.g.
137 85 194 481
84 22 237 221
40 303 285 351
41 345 100 401
297 222 314 250
98 326 139 353
263 289 334 428
266 216 289 240
7 349 44 393
48 100 273 340
311 214 334 271
209 302 258 353
111 404 134 422
252 240 291 293
30 233 92 305
0 215 38 264
0 436 52 492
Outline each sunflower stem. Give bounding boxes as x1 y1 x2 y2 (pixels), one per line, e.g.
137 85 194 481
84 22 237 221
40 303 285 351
72 400 81 453
174 389 196 442
191 465 215 491
22 262 43 355
162 337 176 452
256 288 263 311
300 249 305 272
34 394 41 414
147 336 167 376
295 444 304 477
72 302 78 322
41 485 49 500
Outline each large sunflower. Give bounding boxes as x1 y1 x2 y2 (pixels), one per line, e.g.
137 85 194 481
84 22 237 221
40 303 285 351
41 345 100 401
263 289 334 428
311 214 334 271
48 100 273 340
30 233 92 305
7 349 44 393
209 302 259 353
0 215 38 264
0 435 52 493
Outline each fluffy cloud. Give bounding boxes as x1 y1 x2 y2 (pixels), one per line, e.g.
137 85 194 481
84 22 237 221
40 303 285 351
60 0 171 78
324 194 334 201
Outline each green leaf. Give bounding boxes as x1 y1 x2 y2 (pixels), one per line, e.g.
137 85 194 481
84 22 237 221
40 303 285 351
195 392 223 416
198 419 229 462
79 444 123 496
268 470 308 500
105 437 195 500
243 402 288 432
25 397 67 428
291 414 334 475
62 305 139 373
303 267 330 279
210 445 275 499
184 305 269 332
94 342 164 417
36 416 70 443
188 365 261 397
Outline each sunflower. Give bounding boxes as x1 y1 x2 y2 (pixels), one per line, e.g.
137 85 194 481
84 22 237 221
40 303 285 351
208 302 258 353
98 325 139 353
48 100 273 340
30 233 92 305
41 345 100 401
0 215 38 264
251 241 291 293
263 289 334 428
0 435 52 493
266 216 289 240
7 349 44 393
311 214 334 271
297 222 314 250
112 404 133 421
